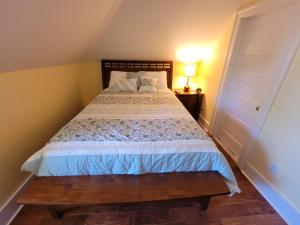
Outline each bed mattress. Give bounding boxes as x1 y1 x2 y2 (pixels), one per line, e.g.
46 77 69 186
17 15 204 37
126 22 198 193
22 89 240 194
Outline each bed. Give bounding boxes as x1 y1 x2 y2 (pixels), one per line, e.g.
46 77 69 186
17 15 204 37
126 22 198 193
18 60 240 218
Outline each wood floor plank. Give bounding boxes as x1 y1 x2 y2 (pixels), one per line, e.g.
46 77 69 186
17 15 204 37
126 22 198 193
221 214 286 225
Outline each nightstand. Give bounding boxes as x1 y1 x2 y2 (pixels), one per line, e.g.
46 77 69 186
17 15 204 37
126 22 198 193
173 89 204 121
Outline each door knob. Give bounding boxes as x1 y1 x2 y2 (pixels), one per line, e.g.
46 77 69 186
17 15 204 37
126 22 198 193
256 106 261 111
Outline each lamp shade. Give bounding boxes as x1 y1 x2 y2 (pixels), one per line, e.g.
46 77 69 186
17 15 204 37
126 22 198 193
184 64 196 77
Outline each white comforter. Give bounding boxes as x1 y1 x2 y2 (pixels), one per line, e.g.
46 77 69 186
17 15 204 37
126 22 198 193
22 89 240 194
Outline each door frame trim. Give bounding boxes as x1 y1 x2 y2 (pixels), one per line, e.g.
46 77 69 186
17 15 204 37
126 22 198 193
210 0 300 167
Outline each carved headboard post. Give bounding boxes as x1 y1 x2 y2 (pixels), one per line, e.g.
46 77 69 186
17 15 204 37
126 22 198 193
101 60 173 89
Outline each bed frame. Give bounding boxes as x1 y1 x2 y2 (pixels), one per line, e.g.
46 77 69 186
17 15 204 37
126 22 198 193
17 60 230 219
101 59 173 89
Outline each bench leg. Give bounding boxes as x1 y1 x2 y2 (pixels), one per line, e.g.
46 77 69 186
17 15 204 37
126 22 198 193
48 206 63 219
199 196 211 210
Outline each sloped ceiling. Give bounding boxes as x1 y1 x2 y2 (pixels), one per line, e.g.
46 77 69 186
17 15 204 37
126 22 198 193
0 0 245 73
0 0 118 73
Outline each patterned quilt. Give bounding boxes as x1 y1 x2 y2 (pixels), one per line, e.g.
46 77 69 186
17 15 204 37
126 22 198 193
22 89 240 194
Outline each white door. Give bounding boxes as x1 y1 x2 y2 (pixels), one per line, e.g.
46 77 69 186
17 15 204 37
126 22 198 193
213 1 300 165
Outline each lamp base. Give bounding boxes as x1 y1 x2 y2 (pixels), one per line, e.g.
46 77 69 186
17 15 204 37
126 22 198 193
183 85 190 92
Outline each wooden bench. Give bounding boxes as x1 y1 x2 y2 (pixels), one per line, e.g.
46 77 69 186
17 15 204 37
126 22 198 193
17 172 230 219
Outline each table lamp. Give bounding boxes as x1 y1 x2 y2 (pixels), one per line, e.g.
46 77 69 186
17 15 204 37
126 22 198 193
183 63 196 92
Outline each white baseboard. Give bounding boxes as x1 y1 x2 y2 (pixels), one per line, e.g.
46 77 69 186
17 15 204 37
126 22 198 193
198 115 210 132
242 162 300 225
0 174 34 225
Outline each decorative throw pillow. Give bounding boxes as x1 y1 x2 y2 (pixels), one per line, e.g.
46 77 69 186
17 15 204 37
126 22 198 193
140 76 158 88
139 76 158 93
140 71 168 89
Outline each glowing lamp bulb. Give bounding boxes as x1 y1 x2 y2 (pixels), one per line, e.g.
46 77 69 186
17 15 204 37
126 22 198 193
184 64 196 77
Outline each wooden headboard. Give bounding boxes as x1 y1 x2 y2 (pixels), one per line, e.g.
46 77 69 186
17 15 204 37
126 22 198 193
101 60 173 89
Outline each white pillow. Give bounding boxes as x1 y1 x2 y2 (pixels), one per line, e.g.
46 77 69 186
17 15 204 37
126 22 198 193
114 78 138 92
141 71 168 89
109 71 127 89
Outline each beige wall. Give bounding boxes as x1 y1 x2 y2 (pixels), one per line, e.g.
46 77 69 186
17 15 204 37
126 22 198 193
0 62 100 208
78 62 102 105
172 14 236 125
199 16 236 125
246 46 300 212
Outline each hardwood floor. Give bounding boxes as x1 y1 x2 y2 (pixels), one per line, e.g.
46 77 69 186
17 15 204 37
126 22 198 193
11 146 286 225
